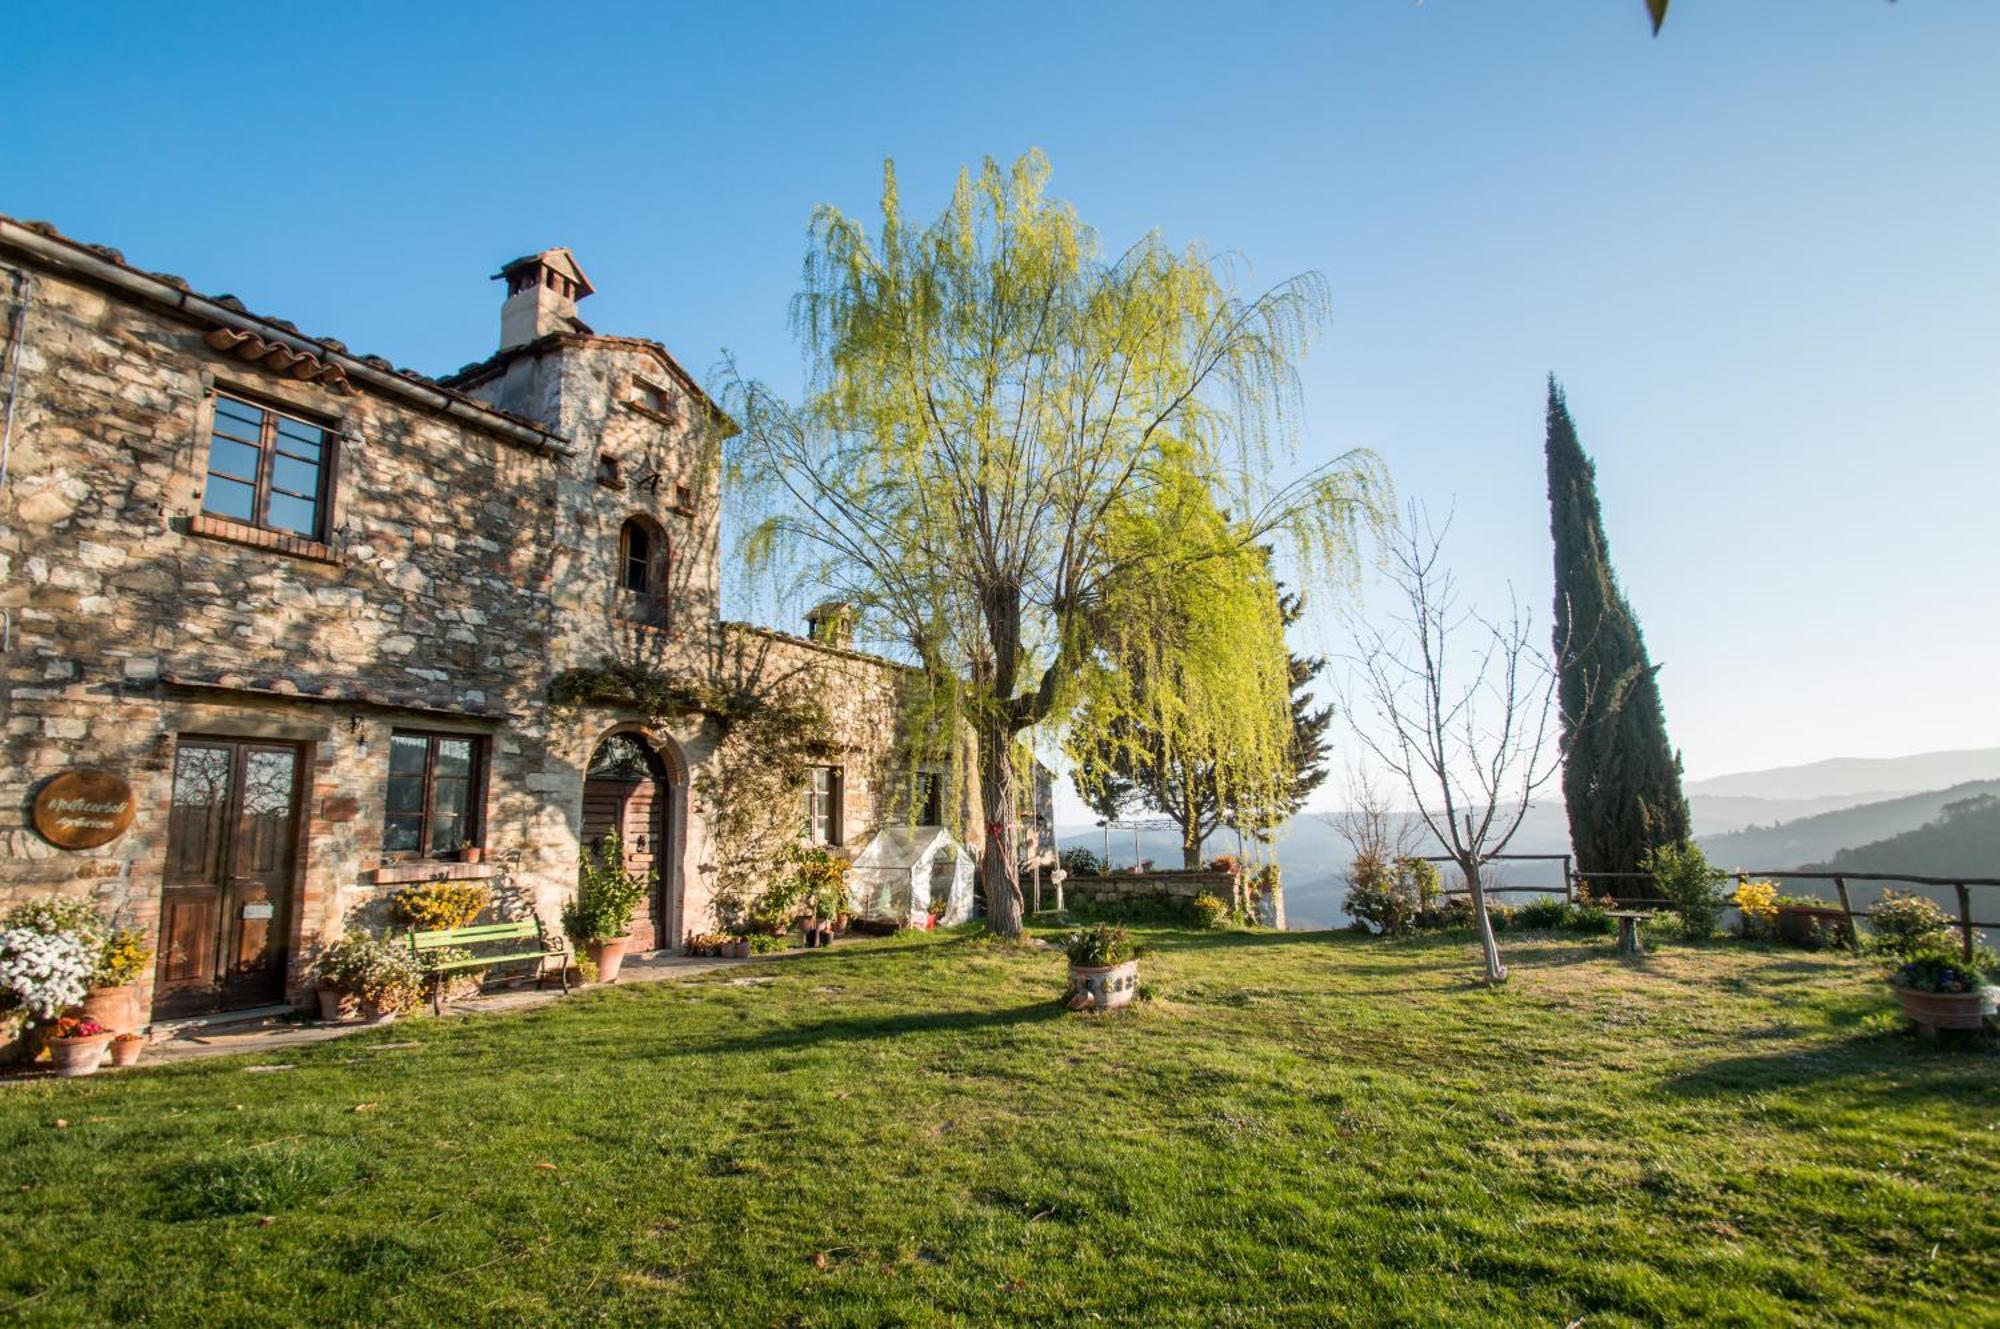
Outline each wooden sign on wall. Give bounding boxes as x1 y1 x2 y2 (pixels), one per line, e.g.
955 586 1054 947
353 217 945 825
31 768 135 850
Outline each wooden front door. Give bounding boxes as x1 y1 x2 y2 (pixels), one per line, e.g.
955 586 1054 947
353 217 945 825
581 734 672 952
154 738 305 1019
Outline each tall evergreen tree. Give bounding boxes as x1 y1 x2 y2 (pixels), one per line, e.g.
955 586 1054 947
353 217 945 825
1545 378 1690 897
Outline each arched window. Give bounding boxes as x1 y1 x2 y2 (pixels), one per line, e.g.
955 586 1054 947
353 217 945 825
616 515 669 627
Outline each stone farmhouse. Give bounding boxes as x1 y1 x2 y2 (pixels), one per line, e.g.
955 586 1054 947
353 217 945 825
0 214 992 1025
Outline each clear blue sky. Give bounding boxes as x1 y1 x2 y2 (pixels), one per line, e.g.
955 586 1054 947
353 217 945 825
5 2 1996 807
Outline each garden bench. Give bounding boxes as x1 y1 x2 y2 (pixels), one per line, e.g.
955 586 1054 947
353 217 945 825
406 914 569 1015
1606 910 1648 955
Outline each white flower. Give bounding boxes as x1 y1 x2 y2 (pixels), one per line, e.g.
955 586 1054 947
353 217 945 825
0 927 94 1019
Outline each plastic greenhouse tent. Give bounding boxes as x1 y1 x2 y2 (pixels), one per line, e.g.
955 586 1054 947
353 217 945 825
846 826 977 927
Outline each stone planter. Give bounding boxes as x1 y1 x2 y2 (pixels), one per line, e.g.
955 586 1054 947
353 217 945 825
588 937 629 983
1067 960 1139 1012
1776 904 1852 949
49 1032 115 1078
317 988 359 1023
81 985 140 1038
108 1036 144 1068
1889 982 1996 1035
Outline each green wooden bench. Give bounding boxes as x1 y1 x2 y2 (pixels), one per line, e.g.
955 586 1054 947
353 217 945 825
406 914 569 1015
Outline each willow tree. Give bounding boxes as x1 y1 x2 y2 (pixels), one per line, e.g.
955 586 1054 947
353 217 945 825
1069 540 1331 869
1068 498 1299 870
725 152 1386 938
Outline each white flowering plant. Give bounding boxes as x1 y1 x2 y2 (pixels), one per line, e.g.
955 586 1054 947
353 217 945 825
0 927 95 1020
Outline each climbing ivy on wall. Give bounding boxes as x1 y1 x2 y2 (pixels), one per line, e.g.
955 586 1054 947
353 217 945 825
550 659 839 933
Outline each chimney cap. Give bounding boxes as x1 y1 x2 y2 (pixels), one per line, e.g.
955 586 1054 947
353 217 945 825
491 247 594 300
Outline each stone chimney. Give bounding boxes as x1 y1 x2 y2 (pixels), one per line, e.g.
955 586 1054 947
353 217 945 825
494 248 594 350
806 600 856 650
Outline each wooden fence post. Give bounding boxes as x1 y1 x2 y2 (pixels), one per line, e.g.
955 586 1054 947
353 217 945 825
1562 855 1574 904
1832 876 1857 948
1954 882 1974 963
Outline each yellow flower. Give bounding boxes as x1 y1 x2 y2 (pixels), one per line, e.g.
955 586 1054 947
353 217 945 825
1733 879 1779 924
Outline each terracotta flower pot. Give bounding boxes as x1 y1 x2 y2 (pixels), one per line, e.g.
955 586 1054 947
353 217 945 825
317 988 359 1023
733 940 751 959
108 1037 144 1068
1890 982 1995 1034
359 1000 401 1025
81 985 139 1038
588 937 629 983
1067 960 1139 1012
49 1032 115 1078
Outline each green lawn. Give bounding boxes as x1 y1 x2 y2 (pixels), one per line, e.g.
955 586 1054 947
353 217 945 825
1 928 1994 1326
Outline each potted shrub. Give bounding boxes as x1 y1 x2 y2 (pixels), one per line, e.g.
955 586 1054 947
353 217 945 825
355 943 423 1023
1 924 95 1064
564 832 651 983
1190 893 1228 930
774 843 849 948
1888 950 1998 1035
82 926 153 1037
1062 924 1140 1012
311 934 373 1022
108 1031 145 1068
47 1015 115 1078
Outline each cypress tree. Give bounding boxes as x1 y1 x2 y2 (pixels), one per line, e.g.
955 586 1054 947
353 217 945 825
1545 378 1690 897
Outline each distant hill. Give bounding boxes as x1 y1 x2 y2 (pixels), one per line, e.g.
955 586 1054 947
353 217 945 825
1803 792 2000 879
1687 791 1908 836
1686 747 2000 802
1698 780 2000 871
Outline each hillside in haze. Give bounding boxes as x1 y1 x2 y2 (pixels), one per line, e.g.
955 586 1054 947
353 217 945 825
1697 780 2000 871
1801 792 2000 880
1685 747 2000 802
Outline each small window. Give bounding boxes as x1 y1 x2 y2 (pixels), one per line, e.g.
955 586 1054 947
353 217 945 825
383 731 486 857
630 376 679 422
202 393 332 539
915 772 941 826
621 520 652 592
616 515 669 627
805 765 843 846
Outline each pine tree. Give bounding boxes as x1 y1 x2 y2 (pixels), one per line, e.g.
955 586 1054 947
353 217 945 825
1545 378 1690 897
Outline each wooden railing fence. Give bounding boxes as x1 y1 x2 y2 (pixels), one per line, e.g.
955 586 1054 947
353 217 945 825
1418 853 1996 962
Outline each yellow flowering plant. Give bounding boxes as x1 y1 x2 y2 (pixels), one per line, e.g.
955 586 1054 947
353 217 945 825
94 927 153 987
1733 879 1780 931
389 881 491 932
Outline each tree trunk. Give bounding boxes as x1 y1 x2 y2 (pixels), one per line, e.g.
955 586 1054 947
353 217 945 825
1464 857 1508 983
979 715 1025 939
1181 839 1202 870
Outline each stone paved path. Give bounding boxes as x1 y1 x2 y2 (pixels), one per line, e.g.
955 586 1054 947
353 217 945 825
8 943 846 1079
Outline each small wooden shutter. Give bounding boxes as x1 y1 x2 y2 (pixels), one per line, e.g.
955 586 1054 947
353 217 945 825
829 767 845 846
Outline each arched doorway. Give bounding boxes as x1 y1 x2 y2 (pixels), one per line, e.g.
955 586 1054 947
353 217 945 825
581 732 680 952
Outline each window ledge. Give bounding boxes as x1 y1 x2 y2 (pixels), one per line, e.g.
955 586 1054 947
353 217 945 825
618 399 682 428
368 861 498 885
189 512 341 564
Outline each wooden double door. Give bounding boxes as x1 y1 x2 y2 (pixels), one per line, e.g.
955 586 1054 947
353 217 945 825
154 737 305 1019
580 734 674 952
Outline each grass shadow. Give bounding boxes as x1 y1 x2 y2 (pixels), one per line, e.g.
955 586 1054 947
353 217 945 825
690 1000 1067 1055
1658 1034 1998 1103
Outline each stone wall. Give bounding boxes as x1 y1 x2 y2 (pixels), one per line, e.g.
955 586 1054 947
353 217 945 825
1061 870 1237 910
0 222 938 1023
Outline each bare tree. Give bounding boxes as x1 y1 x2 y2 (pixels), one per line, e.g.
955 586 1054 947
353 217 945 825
1343 507 1563 983
1320 765 1421 868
